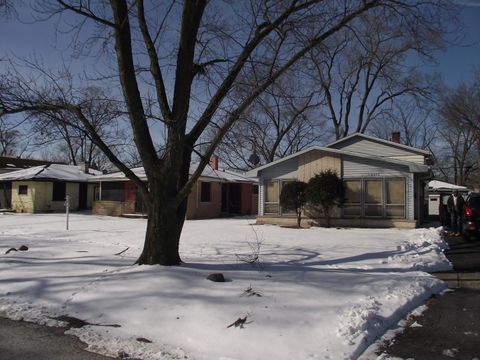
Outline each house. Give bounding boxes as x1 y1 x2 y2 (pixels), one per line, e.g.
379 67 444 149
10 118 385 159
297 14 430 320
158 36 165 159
248 133 432 228
91 157 258 219
0 164 99 212
0 156 62 174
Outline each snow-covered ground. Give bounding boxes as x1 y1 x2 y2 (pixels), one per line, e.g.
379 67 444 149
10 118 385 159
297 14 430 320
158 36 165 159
0 213 451 360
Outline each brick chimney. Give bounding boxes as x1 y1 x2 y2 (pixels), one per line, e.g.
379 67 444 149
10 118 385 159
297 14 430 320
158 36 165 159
391 132 400 144
210 155 219 170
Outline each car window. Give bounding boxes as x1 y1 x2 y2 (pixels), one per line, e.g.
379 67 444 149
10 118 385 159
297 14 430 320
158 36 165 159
468 197 480 207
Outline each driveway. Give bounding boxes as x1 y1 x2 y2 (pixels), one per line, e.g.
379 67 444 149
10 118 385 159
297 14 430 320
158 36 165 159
366 234 480 359
0 317 114 360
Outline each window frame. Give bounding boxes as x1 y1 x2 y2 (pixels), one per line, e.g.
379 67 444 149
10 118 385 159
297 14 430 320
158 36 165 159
263 179 297 216
18 185 28 196
342 177 407 219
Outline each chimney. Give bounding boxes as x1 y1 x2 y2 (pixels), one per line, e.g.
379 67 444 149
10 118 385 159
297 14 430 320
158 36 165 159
210 155 219 170
391 132 400 144
79 161 89 174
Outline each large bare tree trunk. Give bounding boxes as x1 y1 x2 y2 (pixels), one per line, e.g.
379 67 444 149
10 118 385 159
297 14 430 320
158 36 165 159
135 172 189 266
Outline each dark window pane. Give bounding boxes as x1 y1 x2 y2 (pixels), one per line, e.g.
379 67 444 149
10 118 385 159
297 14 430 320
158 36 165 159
201 182 211 202
101 182 125 201
52 181 66 201
18 185 28 195
252 185 259 195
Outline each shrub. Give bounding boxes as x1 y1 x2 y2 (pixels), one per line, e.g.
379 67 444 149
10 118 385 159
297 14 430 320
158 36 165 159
306 170 345 227
280 181 307 228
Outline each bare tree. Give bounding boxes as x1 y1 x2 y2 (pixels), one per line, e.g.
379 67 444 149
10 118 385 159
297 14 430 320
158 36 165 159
0 1 456 266
308 6 451 140
30 87 127 169
435 73 480 186
216 75 326 170
369 98 436 149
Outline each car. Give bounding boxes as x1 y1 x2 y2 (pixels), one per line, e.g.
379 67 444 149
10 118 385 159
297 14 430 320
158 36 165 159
462 192 480 241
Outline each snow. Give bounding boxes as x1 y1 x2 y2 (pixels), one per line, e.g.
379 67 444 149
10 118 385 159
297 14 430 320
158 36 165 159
95 163 255 183
428 180 468 191
0 164 100 181
0 214 451 360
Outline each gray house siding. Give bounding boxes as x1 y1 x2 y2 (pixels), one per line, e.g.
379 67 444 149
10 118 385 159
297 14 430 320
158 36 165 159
342 155 414 220
330 138 422 158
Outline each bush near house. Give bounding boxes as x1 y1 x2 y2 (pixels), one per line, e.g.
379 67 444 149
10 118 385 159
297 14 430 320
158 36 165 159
306 170 345 228
280 181 307 228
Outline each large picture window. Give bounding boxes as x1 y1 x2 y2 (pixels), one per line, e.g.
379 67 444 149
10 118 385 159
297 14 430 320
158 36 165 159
342 178 406 219
52 181 66 201
101 182 125 201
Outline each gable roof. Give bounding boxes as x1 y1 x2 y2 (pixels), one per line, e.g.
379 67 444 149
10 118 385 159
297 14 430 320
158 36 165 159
94 163 256 183
325 133 431 156
247 145 429 177
0 164 101 182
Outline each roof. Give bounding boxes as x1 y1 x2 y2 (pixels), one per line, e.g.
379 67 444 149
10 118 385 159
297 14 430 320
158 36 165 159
0 156 63 171
0 164 101 182
246 145 429 177
325 133 431 155
428 180 469 192
93 163 257 183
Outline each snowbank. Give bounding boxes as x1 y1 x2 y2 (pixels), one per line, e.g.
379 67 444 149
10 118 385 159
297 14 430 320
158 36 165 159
0 214 451 359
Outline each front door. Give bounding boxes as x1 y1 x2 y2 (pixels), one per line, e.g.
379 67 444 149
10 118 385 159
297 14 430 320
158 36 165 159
78 183 88 210
1 181 12 209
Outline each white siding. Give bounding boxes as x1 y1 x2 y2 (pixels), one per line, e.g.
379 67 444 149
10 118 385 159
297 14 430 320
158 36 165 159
258 158 298 180
331 138 425 159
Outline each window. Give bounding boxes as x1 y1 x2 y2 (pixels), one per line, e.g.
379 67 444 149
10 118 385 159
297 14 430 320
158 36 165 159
343 180 361 217
52 181 66 201
18 185 28 195
200 182 211 202
101 182 125 201
365 180 383 217
280 180 296 215
264 180 279 214
252 185 259 195
386 178 405 218
342 177 407 219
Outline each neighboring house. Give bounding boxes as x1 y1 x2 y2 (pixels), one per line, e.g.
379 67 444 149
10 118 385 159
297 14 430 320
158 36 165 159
0 156 62 174
0 164 99 212
91 156 258 219
248 133 432 228
427 180 469 218
0 157 65 209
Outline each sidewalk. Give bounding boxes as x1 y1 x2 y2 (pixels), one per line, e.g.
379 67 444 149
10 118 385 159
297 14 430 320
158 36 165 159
0 317 114 360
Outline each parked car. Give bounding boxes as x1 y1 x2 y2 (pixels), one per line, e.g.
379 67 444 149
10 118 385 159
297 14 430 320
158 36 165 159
463 192 480 241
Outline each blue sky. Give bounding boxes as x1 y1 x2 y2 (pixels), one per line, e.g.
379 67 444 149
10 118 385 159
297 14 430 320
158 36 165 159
421 3 480 86
1 2 479 87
